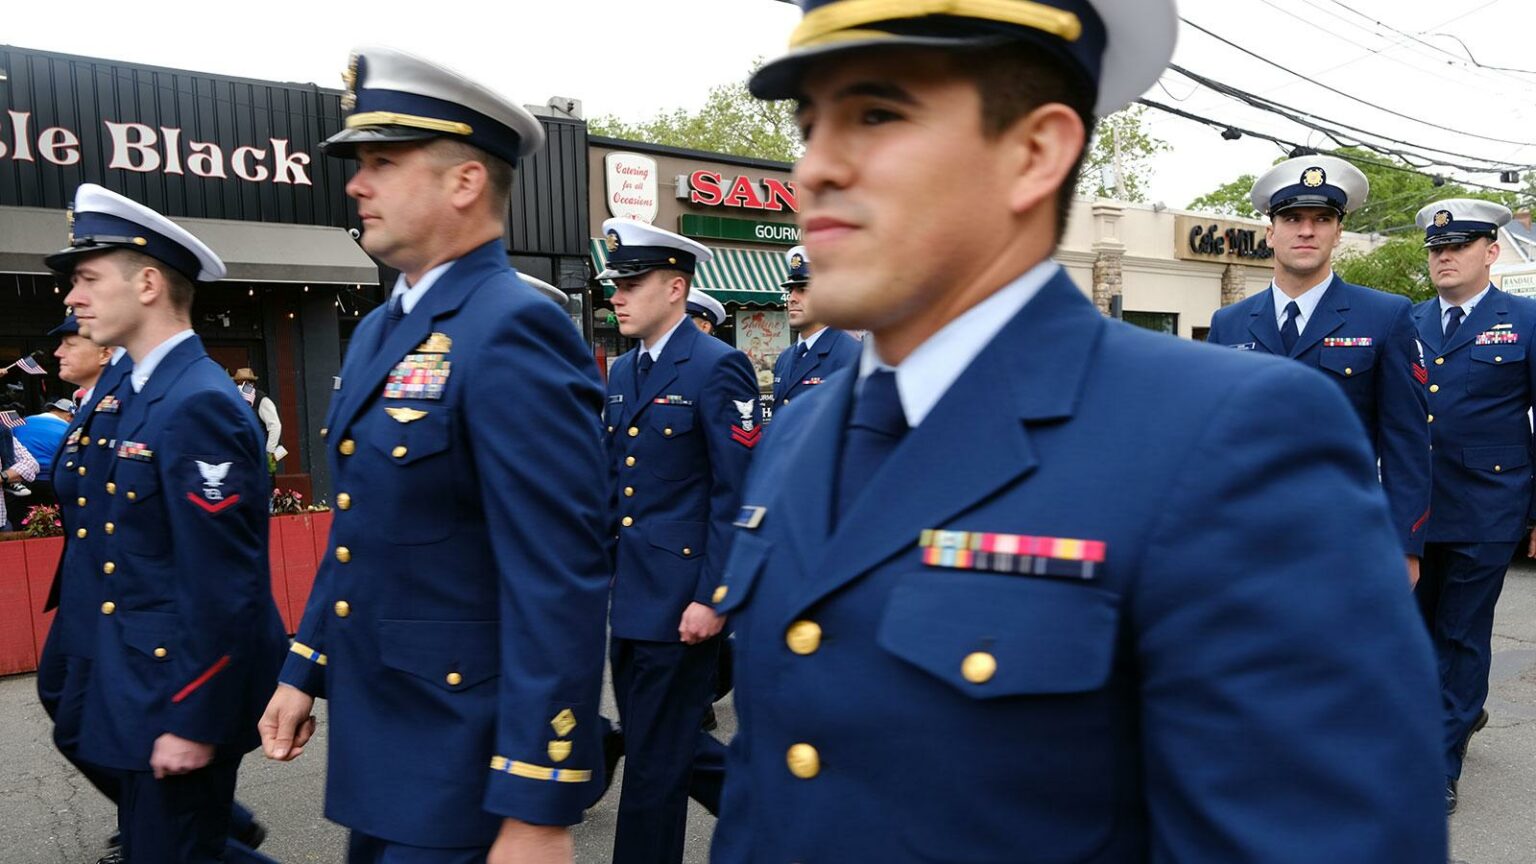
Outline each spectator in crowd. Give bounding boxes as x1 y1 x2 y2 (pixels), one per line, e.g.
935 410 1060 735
232 368 283 471
0 435 39 531
13 398 75 508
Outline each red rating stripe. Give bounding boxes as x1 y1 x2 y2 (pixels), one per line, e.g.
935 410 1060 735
731 426 761 449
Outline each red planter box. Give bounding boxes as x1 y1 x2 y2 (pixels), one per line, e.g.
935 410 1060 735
0 540 36 676
23 538 63 662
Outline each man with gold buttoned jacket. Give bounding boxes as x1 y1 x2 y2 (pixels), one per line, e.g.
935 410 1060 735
599 217 759 864
258 46 611 864
709 1 1445 861
1409 198 1536 814
1208 155 1431 583
771 245 859 411
53 183 286 864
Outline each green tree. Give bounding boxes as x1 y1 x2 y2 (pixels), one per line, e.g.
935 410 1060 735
588 63 801 163
1187 174 1260 219
1334 236 1434 302
1077 106 1170 202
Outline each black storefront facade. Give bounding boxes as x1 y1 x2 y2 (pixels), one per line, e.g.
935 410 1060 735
0 45 591 501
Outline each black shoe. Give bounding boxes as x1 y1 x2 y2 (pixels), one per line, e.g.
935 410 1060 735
95 850 124 864
1458 709 1491 761
1446 779 1458 815
602 727 625 797
233 819 268 850
701 706 718 732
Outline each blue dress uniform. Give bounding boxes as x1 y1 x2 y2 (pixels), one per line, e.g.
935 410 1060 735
1409 198 1534 803
276 46 611 860
1208 156 1431 554
599 218 760 864
718 2 1446 860
771 246 859 412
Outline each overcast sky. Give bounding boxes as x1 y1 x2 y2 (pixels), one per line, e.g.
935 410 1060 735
4 0 1533 214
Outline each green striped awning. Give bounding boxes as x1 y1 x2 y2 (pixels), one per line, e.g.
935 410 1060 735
589 238 786 307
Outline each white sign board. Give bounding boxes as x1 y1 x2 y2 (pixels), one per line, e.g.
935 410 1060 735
605 152 659 223
1499 271 1536 298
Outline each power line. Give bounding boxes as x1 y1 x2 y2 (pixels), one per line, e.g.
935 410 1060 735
1320 0 1536 80
1180 17 1534 147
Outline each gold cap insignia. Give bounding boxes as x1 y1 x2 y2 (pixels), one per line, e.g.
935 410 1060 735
340 53 359 112
551 708 577 737
1434 210 1452 228
790 254 804 269
605 229 621 253
547 740 573 763
1301 167 1326 188
414 332 453 353
384 407 428 423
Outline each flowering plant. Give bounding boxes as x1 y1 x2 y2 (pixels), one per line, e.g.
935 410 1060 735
21 504 64 538
271 488 331 514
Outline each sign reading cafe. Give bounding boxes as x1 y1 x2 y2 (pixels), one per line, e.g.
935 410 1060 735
0 110 314 185
1173 215 1273 265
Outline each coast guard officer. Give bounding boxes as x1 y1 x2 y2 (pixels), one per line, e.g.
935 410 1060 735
53 183 286 864
1410 198 1536 813
1208 155 1431 580
687 287 727 335
771 245 859 410
599 217 758 864
712 1 1446 861
258 46 611 864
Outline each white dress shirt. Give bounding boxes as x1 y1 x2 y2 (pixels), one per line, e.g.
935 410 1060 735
1439 284 1492 333
1271 272 1334 334
131 329 196 393
640 314 691 363
390 260 457 315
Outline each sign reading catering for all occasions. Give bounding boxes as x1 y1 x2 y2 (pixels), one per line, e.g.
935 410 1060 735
605 152 659 223
1174 215 1274 266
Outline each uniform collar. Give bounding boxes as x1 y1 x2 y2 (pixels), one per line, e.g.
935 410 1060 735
1271 271 1333 328
390 259 458 315
858 259 1061 427
1440 283 1492 320
640 313 690 362
798 326 828 351
131 329 196 393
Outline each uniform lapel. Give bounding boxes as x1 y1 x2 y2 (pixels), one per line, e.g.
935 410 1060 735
1442 285 1506 355
1414 300 1444 355
796 272 1096 612
769 369 854 575
117 337 206 443
1248 287 1286 354
633 320 694 417
1290 275 1348 358
330 242 500 436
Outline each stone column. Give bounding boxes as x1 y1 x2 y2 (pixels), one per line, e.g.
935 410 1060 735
1091 201 1126 316
1220 262 1248 307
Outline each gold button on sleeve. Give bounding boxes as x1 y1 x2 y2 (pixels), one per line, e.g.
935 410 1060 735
786 620 822 655
101 601 116 615
334 600 351 618
336 492 352 510
962 652 997 684
712 585 728 604
786 743 820 779
336 546 352 563
446 672 463 686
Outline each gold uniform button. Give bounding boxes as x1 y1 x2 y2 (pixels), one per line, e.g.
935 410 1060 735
621 516 634 528
339 439 356 455
783 397 791 405
1428 414 1435 424
76 528 87 539
712 585 728 604
962 651 997 684
65 461 74 469
127 491 136 501
607 426 614 433
625 456 636 467
77 497 87 507
78 465 87 476
106 482 117 494
153 647 168 659
664 427 674 437
446 672 463 686
320 427 329 439
105 522 115 535
336 546 352 563
624 486 635 497
1430 384 1440 393
334 601 351 618
81 436 91 447
1495 465 1503 472
103 562 115 575
392 445 408 459
1496 356 1504 363
100 439 109 448
786 743 820 779
786 620 822 655
101 601 116 615
1435 357 1445 366
336 493 352 510
1344 367 1352 376
627 426 640 438
682 547 693 557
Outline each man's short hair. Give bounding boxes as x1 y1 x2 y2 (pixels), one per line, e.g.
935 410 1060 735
952 45 1097 241
116 250 194 311
428 138 513 221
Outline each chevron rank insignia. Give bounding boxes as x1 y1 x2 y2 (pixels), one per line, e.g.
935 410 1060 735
919 530 1106 581
384 407 429 423
95 395 121 414
415 332 453 353
1323 337 1373 347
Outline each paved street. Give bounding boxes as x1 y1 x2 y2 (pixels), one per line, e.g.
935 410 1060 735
6 566 1536 863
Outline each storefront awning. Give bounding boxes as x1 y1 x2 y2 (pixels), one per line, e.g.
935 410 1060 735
588 238 785 307
0 205 379 285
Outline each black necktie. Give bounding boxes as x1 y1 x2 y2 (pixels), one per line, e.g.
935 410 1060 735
836 370 908 522
789 342 811 381
1281 301 1301 354
380 293 404 340
1444 306 1465 341
636 352 654 396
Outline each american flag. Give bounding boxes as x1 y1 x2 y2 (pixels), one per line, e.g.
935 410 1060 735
13 356 45 375
239 382 257 405
0 410 23 430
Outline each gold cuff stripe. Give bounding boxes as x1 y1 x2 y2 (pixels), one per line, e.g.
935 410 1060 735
346 111 474 136
489 756 592 783
791 0 1082 48
289 642 327 666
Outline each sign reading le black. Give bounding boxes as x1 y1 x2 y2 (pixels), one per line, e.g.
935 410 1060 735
1189 223 1273 260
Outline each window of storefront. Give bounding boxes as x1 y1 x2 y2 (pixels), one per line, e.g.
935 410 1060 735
1124 311 1179 335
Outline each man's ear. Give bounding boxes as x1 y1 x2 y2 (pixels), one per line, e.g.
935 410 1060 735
1000 102 1086 216
134 265 165 307
448 160 490 213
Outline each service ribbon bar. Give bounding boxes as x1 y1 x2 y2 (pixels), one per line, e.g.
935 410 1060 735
918 530 1106 581
1475 332 1519 345
1322 337 1374 347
